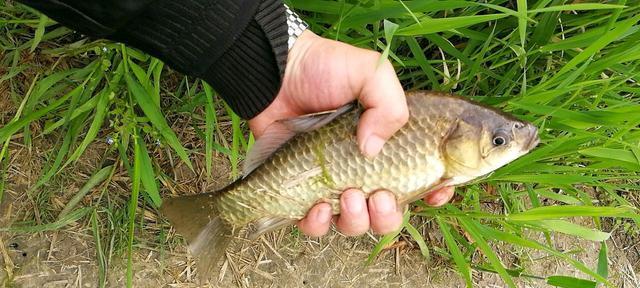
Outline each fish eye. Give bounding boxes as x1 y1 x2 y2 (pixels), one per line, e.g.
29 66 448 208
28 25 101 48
492 135 507 146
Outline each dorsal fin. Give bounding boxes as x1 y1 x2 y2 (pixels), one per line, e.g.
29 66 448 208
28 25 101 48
242 103 355 177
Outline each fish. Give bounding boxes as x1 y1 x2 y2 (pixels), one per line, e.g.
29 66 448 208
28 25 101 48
161 91 540 277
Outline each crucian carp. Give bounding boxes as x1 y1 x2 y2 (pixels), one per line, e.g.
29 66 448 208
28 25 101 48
161 91 540 277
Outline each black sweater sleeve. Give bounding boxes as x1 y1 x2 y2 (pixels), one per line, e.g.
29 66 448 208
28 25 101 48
18 0 291 119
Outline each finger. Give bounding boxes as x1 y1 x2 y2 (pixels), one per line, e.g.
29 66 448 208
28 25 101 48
423 186 455 207
335 189 370 236
368 190 403 235
356 57 408 158
297 203 332 237
247 94 297 139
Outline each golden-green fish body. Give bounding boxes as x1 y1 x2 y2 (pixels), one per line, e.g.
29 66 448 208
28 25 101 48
219 96 452 225
161 91 539 277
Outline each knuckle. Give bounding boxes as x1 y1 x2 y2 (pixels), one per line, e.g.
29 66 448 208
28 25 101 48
298 220 324 237
337 217 368 237
341 228 367 237
365 51 392 69
375 57 395 72
367 50 383 59
388 105 409 126
306 232 324 237
373 224 397 235
372 226 391 235
380 58 394 70
371 214 401 235
303 227 326 237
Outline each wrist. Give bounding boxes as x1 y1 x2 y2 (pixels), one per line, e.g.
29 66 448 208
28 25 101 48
254 31 321 116
281 30 321 96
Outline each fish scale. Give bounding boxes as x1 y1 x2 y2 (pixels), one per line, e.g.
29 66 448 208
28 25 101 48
161 91 539 279
218 94 467 225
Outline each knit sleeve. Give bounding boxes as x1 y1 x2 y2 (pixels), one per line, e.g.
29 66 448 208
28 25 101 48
18 0 306 119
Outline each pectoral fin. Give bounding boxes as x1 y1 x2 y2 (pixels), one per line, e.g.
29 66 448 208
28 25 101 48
243 103 355 177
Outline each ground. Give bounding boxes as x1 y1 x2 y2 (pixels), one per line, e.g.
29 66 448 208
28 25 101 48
0 124 638 287
0 25 639 287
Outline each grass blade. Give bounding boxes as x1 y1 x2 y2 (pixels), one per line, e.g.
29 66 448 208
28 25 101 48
91 209 107 288
597 242 609 284
519 220 611 241
150 59 163 107
379 20 399 67
507 206 635 221
436 217 472 287
29 127 73 193
139 141 161 207
0 147 7 204
546 276 596 288
529 4 626 13
366 231 400 266
478 225 614 287
403 211 429 261
223 103 243 178
127 132 143 288
397 14 509 36
405 37 440 89
517 0 527 48
536 13 640 90
29 14 47 52
203 82 218 178
579 147 640 166
125 74 194 171
65 89 110 165
0 85 81 143
0 208 91 233
458 217 516 287
43 95 99 134
57 166 113 219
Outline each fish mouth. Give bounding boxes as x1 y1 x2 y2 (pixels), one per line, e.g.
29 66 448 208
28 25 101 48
523 125 540 151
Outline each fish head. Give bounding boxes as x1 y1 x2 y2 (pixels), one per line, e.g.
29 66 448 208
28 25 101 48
442 107 539 183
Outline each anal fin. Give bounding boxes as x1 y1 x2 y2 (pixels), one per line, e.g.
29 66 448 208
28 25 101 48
247 217 297 240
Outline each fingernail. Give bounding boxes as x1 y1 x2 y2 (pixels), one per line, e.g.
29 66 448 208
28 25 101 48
363 135 385 158
427 192 446 206
372 191 396 215
343 190 364 214
314 204 332 223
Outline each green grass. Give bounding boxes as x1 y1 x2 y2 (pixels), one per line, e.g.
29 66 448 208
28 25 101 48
1 0 640 287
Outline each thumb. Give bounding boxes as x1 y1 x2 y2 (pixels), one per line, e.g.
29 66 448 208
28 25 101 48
356 57 408 157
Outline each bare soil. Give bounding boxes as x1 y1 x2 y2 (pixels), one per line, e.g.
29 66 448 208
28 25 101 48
0 66 638 288
1 133 638 287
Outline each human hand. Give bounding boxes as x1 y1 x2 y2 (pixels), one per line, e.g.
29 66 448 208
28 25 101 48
248 30 454 237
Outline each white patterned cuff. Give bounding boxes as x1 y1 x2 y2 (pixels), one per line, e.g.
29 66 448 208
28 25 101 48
285 4 309 50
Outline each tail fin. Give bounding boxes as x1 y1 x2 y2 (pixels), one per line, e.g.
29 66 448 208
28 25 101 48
161 193 235 282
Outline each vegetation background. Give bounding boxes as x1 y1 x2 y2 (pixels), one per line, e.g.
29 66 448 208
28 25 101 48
1 0 639 287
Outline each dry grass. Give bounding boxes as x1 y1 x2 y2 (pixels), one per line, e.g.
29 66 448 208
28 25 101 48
0 67 638 285
2 2 640 287
0 118 638 287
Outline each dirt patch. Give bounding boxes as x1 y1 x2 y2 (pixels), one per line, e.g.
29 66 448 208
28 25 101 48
0 98 638 287
1 53 639 288
1 229 99 288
